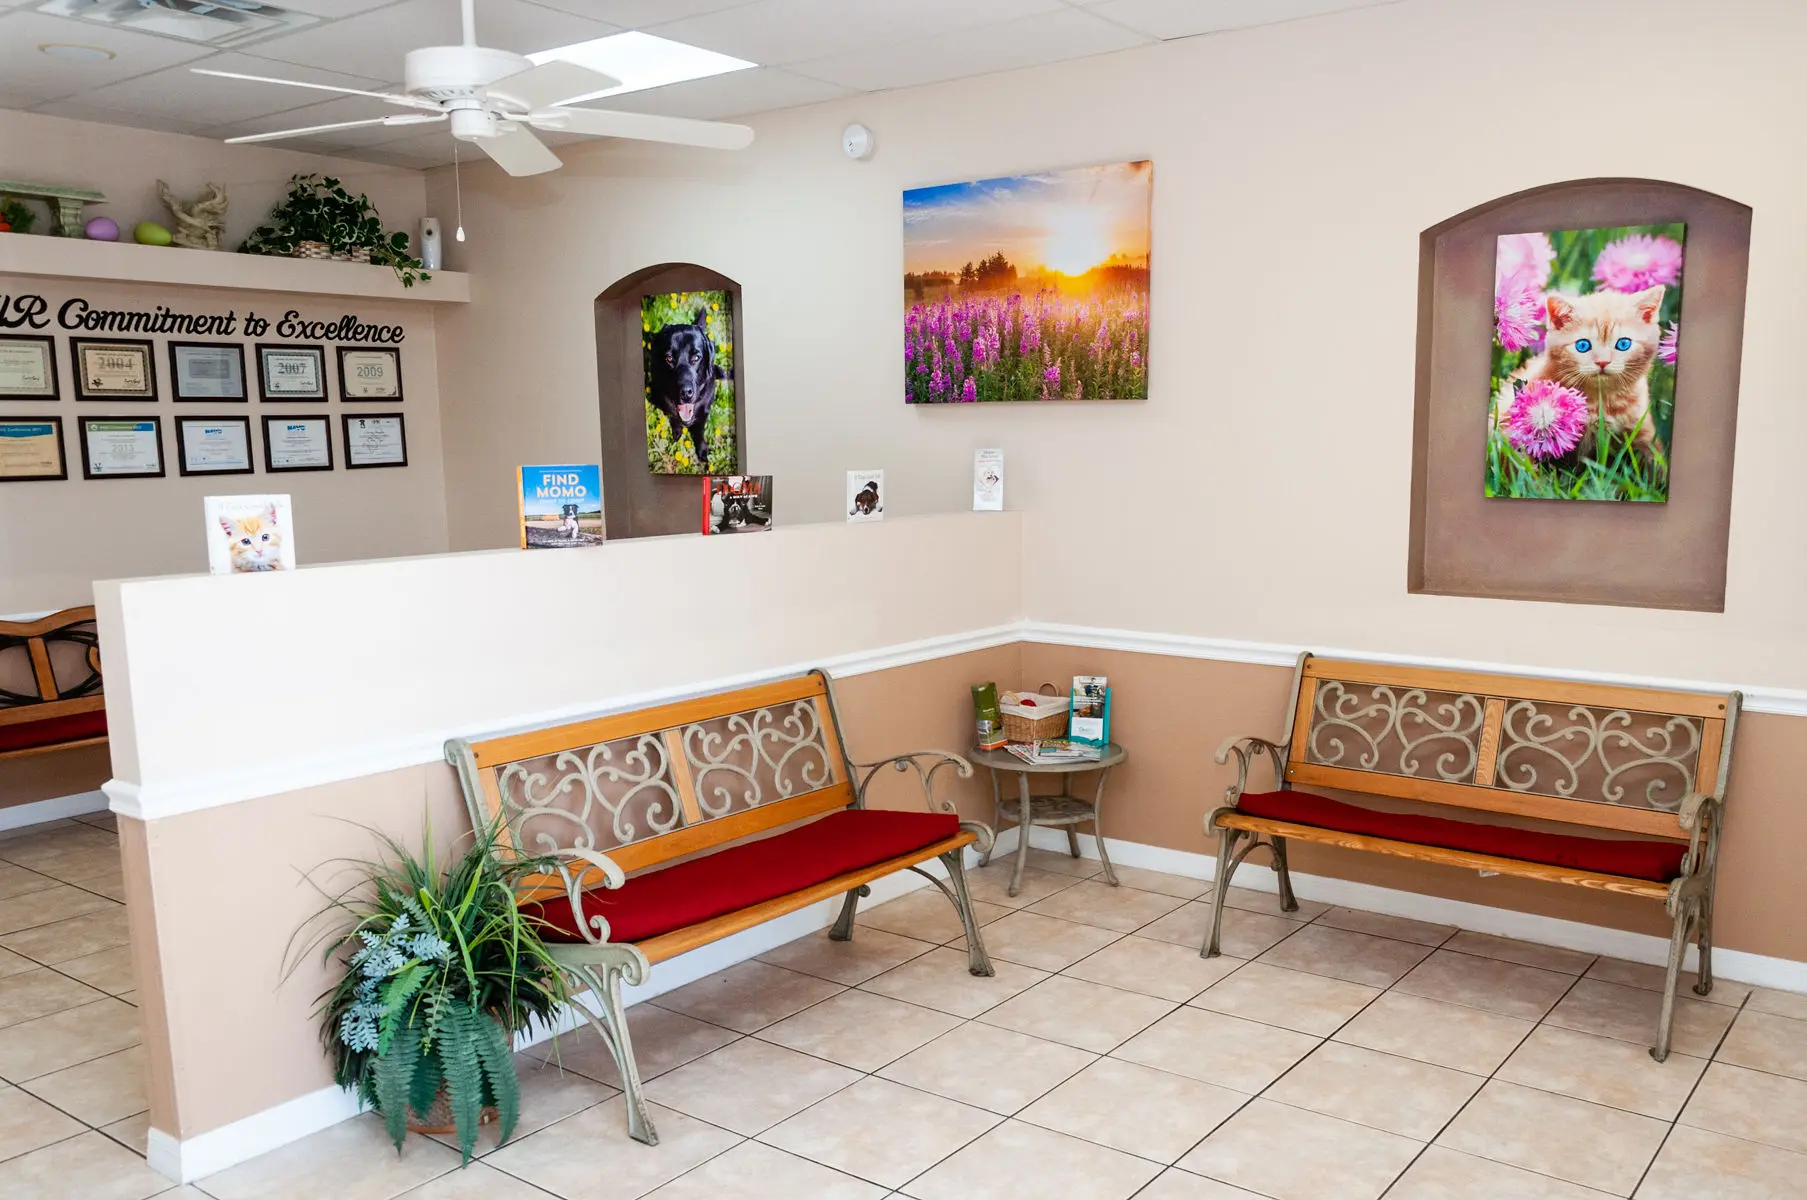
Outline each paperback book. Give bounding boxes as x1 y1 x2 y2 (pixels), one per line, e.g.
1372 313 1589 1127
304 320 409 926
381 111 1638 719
518 464 603 549
1070 675 1111 747
703 475 773 534
204 494 295 574
1005 739 1104 765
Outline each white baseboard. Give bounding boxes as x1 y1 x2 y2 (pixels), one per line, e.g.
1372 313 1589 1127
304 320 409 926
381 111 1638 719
145 857 952 1184
1020 826 1807 994
0 789 109 833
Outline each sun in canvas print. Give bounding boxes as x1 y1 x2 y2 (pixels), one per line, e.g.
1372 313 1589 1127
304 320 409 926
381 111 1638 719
903 161 1151 403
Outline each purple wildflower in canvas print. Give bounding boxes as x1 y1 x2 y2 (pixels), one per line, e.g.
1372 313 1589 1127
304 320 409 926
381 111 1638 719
1487 223 1685 503
903 161 1150 403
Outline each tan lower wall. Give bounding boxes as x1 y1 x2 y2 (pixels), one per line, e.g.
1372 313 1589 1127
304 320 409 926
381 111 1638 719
0 745 111 811
126 646 1021 1141
1020 644 1807 964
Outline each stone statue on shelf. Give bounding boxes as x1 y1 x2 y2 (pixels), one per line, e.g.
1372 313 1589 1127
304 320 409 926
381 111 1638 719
157 181 229 250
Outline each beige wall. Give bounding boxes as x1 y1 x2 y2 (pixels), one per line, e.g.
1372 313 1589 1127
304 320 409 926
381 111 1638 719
0 109 426 253
427 0 1807 694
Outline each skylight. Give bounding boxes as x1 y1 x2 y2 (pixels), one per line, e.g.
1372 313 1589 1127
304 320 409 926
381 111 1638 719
526 31 755 104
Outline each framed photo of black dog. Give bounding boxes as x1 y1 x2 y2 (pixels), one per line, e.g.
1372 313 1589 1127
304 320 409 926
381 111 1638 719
642 289 736 474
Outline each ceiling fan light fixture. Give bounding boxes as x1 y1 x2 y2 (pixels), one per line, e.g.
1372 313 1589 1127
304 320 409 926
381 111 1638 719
526 31 755 104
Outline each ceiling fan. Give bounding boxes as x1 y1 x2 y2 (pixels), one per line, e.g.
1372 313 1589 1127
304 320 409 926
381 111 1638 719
189 0 754 176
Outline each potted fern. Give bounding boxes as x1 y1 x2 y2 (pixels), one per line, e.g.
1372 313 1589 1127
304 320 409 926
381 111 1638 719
301 819 571 1162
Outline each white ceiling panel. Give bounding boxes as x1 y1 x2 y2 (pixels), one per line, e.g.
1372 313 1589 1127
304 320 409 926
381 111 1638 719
0 10 215 104
30 99 211 136
251 0 621 80
82 51 389 126
604 65 850 121
648 0 1066 67
524 0 763 29
792 7 1148 92
1080 0 1399 40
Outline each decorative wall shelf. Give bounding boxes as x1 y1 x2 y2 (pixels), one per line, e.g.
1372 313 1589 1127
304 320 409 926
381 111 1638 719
0 232 469 303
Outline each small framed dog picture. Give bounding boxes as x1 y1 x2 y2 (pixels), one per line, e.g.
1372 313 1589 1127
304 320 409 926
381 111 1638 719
847 470 884 522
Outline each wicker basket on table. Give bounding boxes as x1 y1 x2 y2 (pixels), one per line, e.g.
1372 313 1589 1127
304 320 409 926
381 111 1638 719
1000 685 1071 743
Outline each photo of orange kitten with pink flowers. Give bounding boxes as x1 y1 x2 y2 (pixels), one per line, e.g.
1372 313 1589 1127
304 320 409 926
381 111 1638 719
1488 224 1685 502
203 494 297 574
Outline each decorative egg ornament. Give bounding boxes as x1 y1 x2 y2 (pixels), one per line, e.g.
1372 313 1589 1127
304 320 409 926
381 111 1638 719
85 216 120 241
133 221 172 246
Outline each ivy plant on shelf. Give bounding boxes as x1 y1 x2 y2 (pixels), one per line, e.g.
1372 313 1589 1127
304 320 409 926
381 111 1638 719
240 173 430 287
296 817 570 1161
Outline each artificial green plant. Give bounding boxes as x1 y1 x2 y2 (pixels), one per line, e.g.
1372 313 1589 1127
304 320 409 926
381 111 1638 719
241 173 430 287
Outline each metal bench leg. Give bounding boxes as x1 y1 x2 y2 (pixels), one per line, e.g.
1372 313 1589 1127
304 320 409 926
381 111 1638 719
828 884 869 942
941 849 995 977
565 953 659 1145
1693 887 1716 997
1270 835 1299 914
1202 826 1243 959
1651 901 1695 1063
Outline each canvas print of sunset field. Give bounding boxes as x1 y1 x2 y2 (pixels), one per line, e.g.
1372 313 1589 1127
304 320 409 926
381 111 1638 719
904 161 1151 403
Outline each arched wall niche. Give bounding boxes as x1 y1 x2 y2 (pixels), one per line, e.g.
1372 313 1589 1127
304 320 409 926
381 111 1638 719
1408 177 1751 612
595 263 745 541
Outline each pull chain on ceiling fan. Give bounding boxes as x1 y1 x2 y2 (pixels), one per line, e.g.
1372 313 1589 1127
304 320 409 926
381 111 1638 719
190 0 754 176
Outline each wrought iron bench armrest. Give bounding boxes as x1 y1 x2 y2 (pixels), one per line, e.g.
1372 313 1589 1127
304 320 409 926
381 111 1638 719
1213 734 1288 809
537 845 627 947
854 750 993 854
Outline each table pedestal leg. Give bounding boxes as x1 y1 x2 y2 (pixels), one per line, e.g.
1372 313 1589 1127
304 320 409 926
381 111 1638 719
980 768 1003 868
1011 771 1033 897
1093 767 1119 886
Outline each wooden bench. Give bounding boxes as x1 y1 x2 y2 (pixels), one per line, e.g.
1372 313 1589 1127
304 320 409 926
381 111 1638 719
0 607 107 764
1206 653 1738 1061
445 669 994 1145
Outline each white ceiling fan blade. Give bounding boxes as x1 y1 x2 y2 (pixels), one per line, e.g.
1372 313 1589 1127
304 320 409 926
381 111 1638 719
190 68 443 113
226 113 447 145
485 60 620 111
533 107 753 151
477 127 563 177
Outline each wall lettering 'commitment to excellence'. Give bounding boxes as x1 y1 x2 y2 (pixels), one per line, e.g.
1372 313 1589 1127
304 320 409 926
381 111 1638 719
0 294 405 343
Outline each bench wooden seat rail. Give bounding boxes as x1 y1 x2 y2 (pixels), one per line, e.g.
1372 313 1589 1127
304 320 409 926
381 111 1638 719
1206 652 1739 1062
0 607 106 762
445 668 995 1146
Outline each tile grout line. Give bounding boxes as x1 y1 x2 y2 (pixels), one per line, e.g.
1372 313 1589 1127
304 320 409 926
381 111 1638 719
1626 984 1758 1198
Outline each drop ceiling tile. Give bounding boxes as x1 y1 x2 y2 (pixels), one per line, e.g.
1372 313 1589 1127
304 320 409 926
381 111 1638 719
790 7 1148 92
605 65 849 120
28 99 210 136
1080 0 1398 40
649 0 1066 67
525 0 763 28
0 10 216 104
251 0 621 81
81 51 390 126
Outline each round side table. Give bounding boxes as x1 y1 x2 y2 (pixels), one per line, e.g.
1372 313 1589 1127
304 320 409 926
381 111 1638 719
969 743 1127 897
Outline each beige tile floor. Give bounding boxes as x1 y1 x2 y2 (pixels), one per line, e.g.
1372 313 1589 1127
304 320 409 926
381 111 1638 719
6 824 1807 1199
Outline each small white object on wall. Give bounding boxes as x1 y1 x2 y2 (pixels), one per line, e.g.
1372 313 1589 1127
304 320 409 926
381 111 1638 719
846 470 884 521
841 123 874 161
418 217 443 271
973 448 1003 511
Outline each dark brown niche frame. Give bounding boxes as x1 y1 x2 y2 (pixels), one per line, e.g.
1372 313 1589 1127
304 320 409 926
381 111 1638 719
595 264 746 541
1408 178 1751 612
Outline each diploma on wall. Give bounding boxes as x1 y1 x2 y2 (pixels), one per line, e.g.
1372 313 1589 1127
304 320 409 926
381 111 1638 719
257 345 327 400
176 416 254 476
0 336 57 399
74 340 155 400
343 413 407 468
262 415 333 472
337 347 403 400
0 418 67 481
171 342 247 401
80 417 164 479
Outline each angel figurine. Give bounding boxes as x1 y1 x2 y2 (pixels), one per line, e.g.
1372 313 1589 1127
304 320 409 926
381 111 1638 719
158 181 228 250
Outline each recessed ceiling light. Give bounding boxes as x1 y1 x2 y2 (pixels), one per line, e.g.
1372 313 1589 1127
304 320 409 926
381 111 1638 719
39 42 117 61
526 31 755 104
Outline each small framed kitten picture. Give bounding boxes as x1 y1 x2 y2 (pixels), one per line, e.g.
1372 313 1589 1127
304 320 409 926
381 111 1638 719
1488 224 1686 503
204 494 296 574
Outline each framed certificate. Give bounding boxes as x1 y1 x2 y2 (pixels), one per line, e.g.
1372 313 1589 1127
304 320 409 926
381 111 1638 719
256 344 327 401
72 339 156 401
0 417 67 481
176 415 255 476
170 342 247 401
337 346 403 401
0 335 59 401
261 414 334 473
343 413 407 469
79 416 165 479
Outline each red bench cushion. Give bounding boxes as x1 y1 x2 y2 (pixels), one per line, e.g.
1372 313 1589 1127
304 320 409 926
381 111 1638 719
0 709 108 755
1234 790 1687 883
523 808 962 945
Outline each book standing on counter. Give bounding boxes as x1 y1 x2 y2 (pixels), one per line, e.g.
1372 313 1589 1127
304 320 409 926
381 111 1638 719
519 464 603 549
703 475 772 535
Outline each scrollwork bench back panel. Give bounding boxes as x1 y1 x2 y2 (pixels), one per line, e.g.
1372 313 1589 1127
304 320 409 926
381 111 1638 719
456 674 851 891
1286 659 1734 838
0 607 104 730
